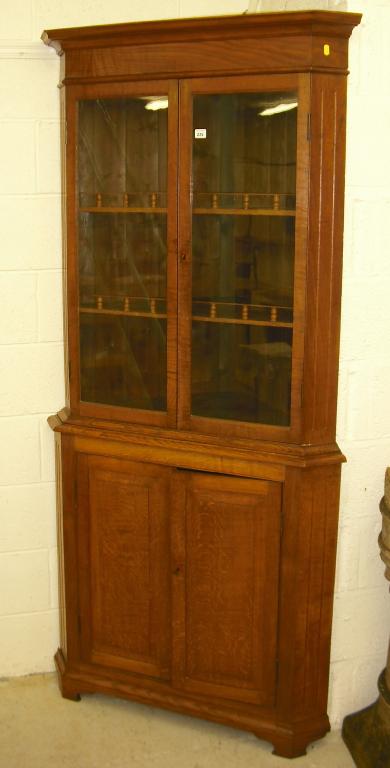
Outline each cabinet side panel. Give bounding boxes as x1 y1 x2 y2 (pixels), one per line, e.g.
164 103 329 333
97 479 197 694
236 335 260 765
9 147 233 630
60 435 82 662
303 74 347 443
173 473 281 706
277 464 341 721
55 433 67 655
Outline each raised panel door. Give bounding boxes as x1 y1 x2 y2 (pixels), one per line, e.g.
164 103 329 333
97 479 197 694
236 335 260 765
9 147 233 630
171 471 282 707
76 454 172 680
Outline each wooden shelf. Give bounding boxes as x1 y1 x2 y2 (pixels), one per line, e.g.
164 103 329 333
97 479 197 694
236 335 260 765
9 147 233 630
80 307 291 328
80 299 293 328
79 206 167 214
80 307 167 319
192 315 293 328
193 208 296 217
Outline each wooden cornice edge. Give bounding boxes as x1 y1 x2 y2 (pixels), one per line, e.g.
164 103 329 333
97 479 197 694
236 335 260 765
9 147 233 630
42 11 362 56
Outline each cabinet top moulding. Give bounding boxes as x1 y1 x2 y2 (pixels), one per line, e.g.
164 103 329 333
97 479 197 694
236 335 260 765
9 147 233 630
42 11 361 82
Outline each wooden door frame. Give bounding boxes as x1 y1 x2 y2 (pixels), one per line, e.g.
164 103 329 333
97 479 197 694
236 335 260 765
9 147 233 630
177 72 310 443
65 79 179 428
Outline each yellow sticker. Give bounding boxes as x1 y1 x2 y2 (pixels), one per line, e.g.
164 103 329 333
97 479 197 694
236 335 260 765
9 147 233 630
324 44 330 56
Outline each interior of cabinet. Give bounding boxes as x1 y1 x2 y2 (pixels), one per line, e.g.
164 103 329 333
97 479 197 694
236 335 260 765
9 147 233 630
77 96 168 410
190 90 297 426
76 87 298 428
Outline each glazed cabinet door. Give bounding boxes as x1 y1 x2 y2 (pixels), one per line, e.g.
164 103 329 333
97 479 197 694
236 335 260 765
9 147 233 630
75 454 172 680
172 471 282 707
178 74 309 441
66 80 178 426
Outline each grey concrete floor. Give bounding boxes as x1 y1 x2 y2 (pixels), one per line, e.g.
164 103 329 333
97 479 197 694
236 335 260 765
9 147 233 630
0 674 356 767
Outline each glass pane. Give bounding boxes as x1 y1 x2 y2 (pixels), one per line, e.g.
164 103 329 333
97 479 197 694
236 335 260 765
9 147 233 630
77 96 168 410
191 91 297 426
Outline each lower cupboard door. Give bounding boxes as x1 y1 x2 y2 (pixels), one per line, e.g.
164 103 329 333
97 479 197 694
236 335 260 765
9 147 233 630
76 454 171 680
171 471 282 707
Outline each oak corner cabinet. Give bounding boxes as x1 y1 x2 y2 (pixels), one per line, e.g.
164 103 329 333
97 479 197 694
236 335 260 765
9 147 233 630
43 10 361 759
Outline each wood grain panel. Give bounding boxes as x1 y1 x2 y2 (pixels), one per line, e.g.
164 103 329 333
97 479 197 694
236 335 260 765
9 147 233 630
43 12 361 81
172 472 281 706
277 463 341 721
302 74 348 444
54 433 67 656
64 38 313 83
76 455 171 679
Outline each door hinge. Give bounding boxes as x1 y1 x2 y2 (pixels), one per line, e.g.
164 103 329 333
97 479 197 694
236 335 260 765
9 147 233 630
307 113 311 141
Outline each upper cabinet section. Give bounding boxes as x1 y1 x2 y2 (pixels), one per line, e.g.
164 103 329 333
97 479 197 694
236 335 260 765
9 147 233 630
42 12 361 82
43 12 361 445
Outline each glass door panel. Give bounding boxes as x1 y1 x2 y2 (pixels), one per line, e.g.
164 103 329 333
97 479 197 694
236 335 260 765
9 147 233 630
191 90 297 427
77 95 169 411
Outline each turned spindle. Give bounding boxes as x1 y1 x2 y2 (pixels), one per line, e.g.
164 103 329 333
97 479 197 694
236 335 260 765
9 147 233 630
210 302 217 319
150 298 156 314
242 304 249 321
123 193 129 207
271 307 278 323
150 192 157 209
96 193 102 207
273 193 280 210
96 296 103 310
123 297 130 312
212 194 218 209
243 193 249 210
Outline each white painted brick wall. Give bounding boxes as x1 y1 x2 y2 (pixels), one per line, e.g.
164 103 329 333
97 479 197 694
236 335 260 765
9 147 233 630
0 10 65 678
0 0 389 731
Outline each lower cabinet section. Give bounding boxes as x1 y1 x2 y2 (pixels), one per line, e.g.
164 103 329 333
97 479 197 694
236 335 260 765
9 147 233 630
71 453 281 707
57 438 341 758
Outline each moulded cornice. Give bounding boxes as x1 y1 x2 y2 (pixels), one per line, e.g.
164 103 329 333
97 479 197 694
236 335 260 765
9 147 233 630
42 11 362 56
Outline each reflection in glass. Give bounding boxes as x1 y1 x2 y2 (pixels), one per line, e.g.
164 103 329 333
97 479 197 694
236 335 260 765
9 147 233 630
191 92 297 426
77 97 168 410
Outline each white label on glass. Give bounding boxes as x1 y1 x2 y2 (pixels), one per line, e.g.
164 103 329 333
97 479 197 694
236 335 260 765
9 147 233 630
194 129 207 138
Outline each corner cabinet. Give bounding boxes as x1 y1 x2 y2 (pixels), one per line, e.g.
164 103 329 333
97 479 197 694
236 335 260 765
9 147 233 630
43 11 361 759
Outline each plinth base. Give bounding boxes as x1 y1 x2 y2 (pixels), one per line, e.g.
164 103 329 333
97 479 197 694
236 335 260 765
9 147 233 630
342 671 390 768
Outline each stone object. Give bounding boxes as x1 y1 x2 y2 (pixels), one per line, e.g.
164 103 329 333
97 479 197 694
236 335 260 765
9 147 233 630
342 468 390 767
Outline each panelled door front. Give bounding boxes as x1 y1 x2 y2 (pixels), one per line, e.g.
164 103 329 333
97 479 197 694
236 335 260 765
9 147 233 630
171 471 282 707
76 454 172 680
